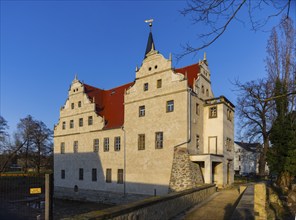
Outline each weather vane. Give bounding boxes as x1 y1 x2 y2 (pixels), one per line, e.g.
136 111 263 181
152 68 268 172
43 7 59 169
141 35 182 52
145 19 154 31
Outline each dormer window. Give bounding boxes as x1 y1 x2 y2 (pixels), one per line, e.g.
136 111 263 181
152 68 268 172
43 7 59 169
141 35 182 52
144 83 149 91
71 103 74 109
78 101 81 107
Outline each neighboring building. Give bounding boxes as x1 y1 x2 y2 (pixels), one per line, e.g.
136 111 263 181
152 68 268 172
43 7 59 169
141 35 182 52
54 26 235 201
234 141 260 175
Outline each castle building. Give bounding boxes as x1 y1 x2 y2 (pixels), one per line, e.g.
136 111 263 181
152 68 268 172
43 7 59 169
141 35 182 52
54 26 235 201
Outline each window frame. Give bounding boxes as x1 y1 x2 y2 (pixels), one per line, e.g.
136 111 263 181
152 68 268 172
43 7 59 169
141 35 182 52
78 101 81 108
88 116 93 125
61 169 65 179
60 142 65 154
166 100 174 112
114 136 121 151
143 83 149 91
70 120 74 129
71 103 74 109
79 168 83 180
73 141 78 153
157 79 162 88
138 134 145 150
155 132 163 149
106 168 112 183
93 139 99 152
79 118 83 127
209 106 217 118
62 121 66 130
92 168 97 182
139 105 145 117
117 169 123 184
104 138 109 152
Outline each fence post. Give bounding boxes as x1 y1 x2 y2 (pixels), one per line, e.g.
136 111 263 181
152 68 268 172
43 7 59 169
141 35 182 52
45 173 53 220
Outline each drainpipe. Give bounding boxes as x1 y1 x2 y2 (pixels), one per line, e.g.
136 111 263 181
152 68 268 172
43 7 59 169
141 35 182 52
173 88 192 149
121 126 126 196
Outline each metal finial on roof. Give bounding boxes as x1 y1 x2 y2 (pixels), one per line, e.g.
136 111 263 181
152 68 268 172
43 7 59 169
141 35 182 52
145 19 154 32
74 74 77 80
203 52 207 61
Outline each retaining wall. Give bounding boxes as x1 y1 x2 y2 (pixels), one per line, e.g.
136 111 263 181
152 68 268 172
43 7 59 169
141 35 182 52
63 184 216 220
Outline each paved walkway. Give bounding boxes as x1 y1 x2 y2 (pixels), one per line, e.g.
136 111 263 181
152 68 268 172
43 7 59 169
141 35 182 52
175 187 241 220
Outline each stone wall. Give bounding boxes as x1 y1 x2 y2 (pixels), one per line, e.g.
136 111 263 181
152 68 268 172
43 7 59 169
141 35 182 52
63 184 216 220
168 147 204 192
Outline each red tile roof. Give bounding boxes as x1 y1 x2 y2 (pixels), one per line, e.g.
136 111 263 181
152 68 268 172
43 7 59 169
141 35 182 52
84 82 134 129
175 63 200 89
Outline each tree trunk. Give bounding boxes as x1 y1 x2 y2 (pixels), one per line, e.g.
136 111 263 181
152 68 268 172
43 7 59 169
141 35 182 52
277 171 292 192
258 136 269 176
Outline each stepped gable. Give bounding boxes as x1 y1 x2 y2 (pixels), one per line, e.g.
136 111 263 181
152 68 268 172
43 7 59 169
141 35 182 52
84 82 134 129
175 63 200 89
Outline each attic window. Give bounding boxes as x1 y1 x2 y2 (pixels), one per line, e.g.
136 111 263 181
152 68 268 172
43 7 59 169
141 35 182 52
155 65 158 69
148 67 152 71
111 90 116 95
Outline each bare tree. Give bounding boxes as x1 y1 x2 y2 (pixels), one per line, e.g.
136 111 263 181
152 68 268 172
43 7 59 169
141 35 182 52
234 78 275 176
179 0 294 59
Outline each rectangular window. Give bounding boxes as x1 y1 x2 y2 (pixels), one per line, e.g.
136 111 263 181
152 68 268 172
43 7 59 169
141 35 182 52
166 100 174 112
209 106 217 118
70 120 74 128
114 137 121 151
79 118 83 127
73 141 78 153
92 168 97 182
61 170 65 179
157 79 162 88
60 142 65 154
144 83 148 91
226 137 232 151
196 135 200 150
79 168 83 180
88 116 93 125
71 103 74 109
117 169 123 184
78 101 81 107
155 132 163 149
62 121 66 130
93 139 99 152
139 105 145 117
138 134 145 150
227 109 232 121
196 103 200 115
106 168 111 183
104 138 109 152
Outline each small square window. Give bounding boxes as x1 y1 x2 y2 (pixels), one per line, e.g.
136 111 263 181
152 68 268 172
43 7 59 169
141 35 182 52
155 132 163 149
139 105 145 117
157 79 162 88
114 137 121 151
60 142 65 154
79 118 83 127
61 170 65 179
166 100 174 112
106 168 111 183
104 138 109 152
92 168 97 182
144 83 148 91
88 116 93 125
117 169 123 184
93 139 99 152
78 101 81 107
209 106 217 118
79 168 83 180
138 134 145 150
70 120 74 129
71 103 74 109
62 121 66 130
73 141 78 153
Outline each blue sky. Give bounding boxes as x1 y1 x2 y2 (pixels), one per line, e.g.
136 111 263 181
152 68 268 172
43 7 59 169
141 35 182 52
1 1 295 137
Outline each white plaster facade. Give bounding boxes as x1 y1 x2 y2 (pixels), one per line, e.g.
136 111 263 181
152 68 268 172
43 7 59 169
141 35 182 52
54 29 235 198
